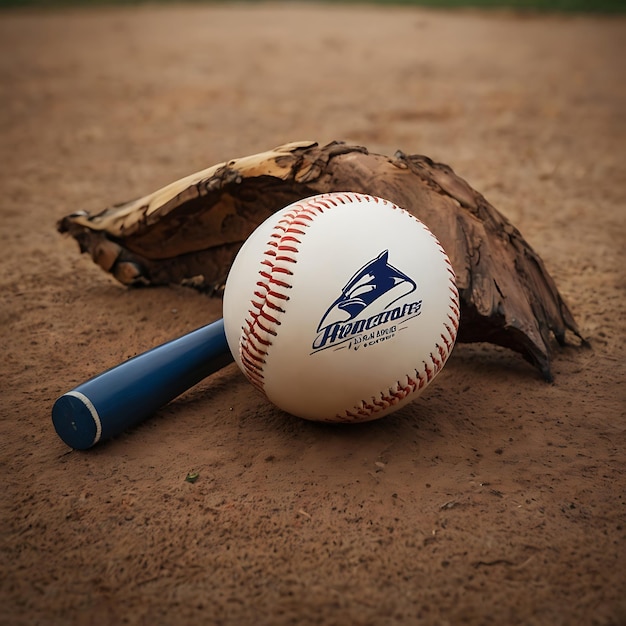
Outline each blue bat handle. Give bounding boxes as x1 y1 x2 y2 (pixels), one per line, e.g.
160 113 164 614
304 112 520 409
52 318 234 450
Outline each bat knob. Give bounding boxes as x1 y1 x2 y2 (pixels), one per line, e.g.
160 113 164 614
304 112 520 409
52 392 102 450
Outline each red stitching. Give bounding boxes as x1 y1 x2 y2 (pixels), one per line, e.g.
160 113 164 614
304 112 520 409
239 196 336 387
243 346 266 364
417 372 427 390
250 329 272 347
440 331 452 352
259 310 280 324
448 313 459 331
268 289 289 301
296 213 314 222
272 267 293 275
269 277 291 289
431 349 443 372
264 298 285 313
255 318 277 336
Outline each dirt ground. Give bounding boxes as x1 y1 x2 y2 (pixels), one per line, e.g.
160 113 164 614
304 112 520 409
1 3 625 625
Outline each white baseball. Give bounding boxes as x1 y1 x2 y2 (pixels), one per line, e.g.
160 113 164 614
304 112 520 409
223 192 459 423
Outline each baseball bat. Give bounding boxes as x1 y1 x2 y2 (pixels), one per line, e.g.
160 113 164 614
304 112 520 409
52 318 234 450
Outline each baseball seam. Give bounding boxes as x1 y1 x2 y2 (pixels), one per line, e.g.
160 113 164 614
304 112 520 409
238 192 460 421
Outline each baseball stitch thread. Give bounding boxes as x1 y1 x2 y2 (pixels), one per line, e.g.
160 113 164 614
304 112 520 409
238 192 460 421
239 193 357 389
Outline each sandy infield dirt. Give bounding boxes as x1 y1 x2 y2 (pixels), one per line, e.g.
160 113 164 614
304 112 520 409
1 3 625 625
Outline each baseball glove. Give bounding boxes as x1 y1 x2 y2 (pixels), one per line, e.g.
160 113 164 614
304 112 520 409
58 140 585 380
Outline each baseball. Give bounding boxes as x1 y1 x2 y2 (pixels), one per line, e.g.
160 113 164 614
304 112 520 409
223 192 459 423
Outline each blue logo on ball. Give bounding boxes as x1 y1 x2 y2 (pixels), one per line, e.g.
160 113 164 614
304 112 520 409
313 250 422 352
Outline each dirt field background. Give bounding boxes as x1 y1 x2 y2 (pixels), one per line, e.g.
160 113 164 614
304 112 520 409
1 3 625 625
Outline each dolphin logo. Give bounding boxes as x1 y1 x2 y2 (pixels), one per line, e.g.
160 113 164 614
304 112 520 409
317 250 417 332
